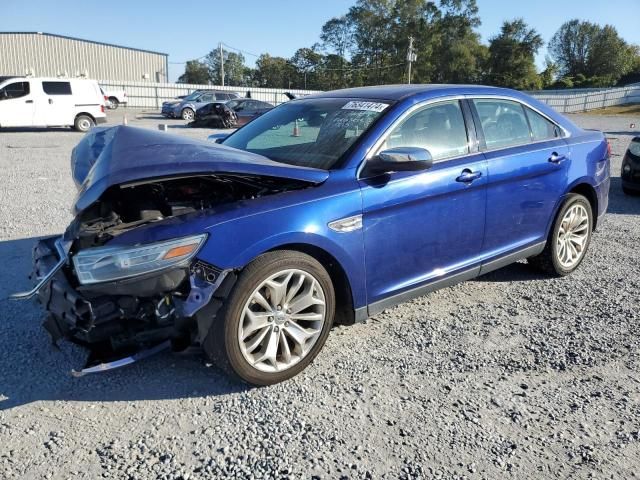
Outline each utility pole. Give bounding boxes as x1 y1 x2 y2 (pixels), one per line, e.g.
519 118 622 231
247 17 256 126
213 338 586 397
406 36 416 84
219 43 225 86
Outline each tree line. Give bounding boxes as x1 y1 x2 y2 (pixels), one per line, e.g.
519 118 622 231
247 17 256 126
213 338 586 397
178 0 640 91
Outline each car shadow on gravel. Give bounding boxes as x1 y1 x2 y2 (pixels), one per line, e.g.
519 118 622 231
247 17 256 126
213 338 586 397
607 177 640 215
474 261 549 283
0 236 249 410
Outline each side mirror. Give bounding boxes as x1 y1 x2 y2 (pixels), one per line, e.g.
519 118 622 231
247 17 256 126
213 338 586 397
207 133 229 144
364 147 434 176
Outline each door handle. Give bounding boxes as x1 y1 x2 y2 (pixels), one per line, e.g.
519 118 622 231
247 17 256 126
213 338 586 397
548 152 567 164
25 100 33 104
456 169 482 183
48 98 53 105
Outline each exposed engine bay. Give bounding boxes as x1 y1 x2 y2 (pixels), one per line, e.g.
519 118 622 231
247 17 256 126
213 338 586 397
68 173 306 248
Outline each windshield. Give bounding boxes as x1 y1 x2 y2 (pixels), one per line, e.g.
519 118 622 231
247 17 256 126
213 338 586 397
184 91 202 101
222 98 390 169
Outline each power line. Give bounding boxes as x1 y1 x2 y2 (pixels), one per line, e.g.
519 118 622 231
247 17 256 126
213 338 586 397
221 42 260 58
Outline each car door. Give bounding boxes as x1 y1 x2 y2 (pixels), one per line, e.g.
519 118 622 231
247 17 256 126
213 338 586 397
41 81 74 126
469 98 570 258
0 80 35 127
359 99 488 309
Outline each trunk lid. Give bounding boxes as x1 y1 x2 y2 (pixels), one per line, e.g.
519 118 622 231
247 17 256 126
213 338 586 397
71 125 329 214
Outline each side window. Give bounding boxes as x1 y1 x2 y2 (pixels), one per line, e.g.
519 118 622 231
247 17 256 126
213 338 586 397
200 94 213 102
42 81 72 95
472 99 531 149
383 100 470 161
525 106 559 141
0 81 30 100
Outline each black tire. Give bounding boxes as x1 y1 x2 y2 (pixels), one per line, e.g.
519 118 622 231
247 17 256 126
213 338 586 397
528 193 593 276
181 108 195 121
203 250 335 385
108 97 119 109
73 114 94 132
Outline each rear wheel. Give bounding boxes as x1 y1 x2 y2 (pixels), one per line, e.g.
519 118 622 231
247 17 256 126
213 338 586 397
528 193 593 276
108 97 119 109
74 114 94 132
203 251 335 385
181 108 195 121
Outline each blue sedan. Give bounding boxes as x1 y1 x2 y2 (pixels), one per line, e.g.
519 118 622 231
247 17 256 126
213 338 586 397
16 85 610 385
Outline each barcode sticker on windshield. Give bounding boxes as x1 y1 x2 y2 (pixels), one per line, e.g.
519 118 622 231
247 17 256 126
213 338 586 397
341 101 389 112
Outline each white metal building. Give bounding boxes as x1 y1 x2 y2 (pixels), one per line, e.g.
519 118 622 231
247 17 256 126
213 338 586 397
0 32 168 82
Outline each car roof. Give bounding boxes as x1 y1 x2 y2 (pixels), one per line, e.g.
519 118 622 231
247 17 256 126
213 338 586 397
0 76 96 83
307 84 526 102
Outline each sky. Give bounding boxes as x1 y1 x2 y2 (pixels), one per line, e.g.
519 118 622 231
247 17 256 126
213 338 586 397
2 0 639 82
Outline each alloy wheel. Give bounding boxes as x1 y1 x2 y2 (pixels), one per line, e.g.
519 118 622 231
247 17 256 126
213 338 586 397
556 203 590 268
238 269 326 373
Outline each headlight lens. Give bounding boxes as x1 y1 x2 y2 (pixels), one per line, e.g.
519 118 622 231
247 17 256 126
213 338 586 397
72 234 207 285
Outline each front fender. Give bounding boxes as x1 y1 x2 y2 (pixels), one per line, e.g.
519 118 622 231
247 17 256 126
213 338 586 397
197 217 367 309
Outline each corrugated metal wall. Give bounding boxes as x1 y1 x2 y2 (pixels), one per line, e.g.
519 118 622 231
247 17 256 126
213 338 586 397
0 33 168 82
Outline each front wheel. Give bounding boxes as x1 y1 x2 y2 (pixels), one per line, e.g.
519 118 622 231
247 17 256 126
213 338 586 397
528 193 593 276
181 108 195 121
203 251 335 385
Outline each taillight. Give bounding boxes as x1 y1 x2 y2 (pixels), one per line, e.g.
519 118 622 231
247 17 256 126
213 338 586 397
104 95 108 101
101 105 105 113
606 139 612 157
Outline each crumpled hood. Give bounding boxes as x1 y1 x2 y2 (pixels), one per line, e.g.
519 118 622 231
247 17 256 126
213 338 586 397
70 125 329 214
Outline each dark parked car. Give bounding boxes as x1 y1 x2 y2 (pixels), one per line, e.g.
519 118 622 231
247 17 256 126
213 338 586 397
226 99 274 126
191 102 237 128
622 136 640 195
14 85 610 386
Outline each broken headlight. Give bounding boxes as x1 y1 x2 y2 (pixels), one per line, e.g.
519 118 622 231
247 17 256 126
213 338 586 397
72 234 207 285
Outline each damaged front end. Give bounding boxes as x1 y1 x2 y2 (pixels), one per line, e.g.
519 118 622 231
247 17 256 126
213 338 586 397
12 125 327 375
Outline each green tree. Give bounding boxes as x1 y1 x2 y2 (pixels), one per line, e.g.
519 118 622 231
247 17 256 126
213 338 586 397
254 54 294 89
486 19 543 90
205 47 248 86
290 47 324 89
320 15 354 87
428 0 487 84
540 58 558 89
177 60 210 85
549 20 633 86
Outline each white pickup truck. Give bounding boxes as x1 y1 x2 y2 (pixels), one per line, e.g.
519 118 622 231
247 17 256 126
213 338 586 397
100 87 127 109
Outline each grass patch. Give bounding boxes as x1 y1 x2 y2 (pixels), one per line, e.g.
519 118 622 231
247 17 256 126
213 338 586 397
581 103 640 115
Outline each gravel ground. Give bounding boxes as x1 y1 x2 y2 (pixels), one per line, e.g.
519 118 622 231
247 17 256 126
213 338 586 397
0 109 639 479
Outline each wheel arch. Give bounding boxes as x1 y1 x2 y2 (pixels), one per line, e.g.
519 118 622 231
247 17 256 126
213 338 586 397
567 180 599 230
74 112 96 123
265 243 357 326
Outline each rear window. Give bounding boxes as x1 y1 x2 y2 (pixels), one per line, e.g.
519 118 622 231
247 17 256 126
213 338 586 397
43 81 72 95
525 106 559 141
473 99 531 149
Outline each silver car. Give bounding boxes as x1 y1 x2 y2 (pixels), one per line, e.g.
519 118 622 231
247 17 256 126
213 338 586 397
172 91 240 120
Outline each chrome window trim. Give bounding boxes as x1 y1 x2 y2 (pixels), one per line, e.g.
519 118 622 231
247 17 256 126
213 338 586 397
357 93 570 179
469 95 570 150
